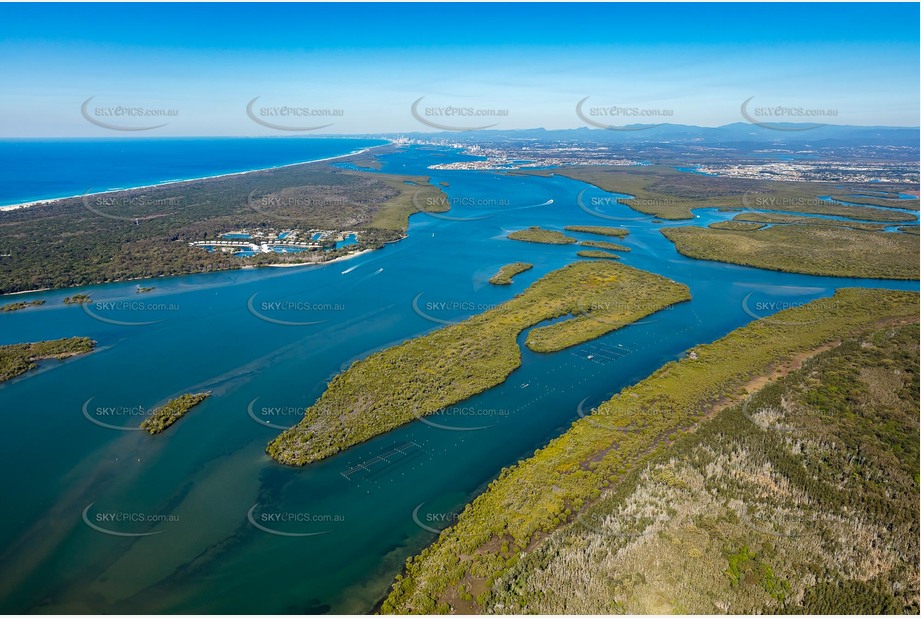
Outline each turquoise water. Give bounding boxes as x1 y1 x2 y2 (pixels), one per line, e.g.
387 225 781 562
336 233 358 249
0 145 917 613
849 192 917 200
271 246 309 254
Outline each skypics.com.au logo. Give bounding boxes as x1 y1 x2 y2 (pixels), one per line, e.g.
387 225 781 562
411 97 508 131
246 97 343 131
81 97 178 131
576 97 673 131
740 96 837 131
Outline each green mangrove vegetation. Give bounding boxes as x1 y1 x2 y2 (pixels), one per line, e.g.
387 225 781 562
380 288 919 614
488 262 533 286
63 294 91 305
0 337 95 383
139 392 211 435
266 261 690 466
506 227 577 245
0 299 45 312
563 225 629 238
662 225 920 280
576 249 621 260
578 240 630 252
708 221 765 231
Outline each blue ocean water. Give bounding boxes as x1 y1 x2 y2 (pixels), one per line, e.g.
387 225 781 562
0 144 917 613
0 137 387 207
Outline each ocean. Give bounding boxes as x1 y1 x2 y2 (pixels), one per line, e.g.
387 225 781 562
0 137 387 207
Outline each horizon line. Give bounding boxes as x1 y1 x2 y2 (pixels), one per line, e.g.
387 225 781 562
4 122 920 140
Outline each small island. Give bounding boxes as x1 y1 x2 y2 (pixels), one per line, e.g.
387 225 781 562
140 392 211 435
267 261 690 465
579 240 630 252
563 225 629 238
576 249 621 260
63 293 92 305
489 262 533 285
507 227 577 245
136 285 156 294
1 299 45 313
0 337 96 383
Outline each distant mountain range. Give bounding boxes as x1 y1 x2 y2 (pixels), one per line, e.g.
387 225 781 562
368 123 920 147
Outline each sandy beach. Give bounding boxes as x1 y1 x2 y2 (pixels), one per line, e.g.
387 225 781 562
260 248 377 268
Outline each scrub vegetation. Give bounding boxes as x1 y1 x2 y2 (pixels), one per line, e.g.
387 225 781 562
381 289 918 614
482 321 920 614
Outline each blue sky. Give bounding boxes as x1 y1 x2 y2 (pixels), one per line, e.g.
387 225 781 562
0 3 918 136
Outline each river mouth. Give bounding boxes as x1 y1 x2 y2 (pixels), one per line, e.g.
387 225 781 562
0 144 917 613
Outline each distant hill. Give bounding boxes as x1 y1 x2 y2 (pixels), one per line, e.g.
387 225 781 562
363 123 920 147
